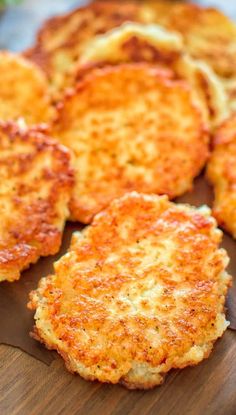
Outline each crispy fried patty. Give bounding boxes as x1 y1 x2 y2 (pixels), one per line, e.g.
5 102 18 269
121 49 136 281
0 51 54 125
29 192 231 389
52 63 209 223
75 22 228 128
24 0 151 97
207 114 236 239
25 0 236 112
146 0 236 78
0 121 73 282
146 0 236 113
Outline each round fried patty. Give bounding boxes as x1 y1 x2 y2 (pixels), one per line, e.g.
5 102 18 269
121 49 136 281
29 192 231 389
0 51 54 125
146 0 236 114
52 63 209 223
207 114 236 239
24 0 151 98
76 22 228 128
25 0 236 113
0 121 74 282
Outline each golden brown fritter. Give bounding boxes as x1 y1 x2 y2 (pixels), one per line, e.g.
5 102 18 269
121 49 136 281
146 0 236 112
0 121 74 282
24 0 152 97
52 63 209 224
25 0 236 111
74 22 228 128
207 114 236 239
29 192 231 389
146 0 236 78
0 51 55 125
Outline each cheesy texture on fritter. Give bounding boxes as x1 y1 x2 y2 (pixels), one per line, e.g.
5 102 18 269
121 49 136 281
25 0 236 112
207 114 236 239
24 0 152 97
146 0 236 113
52 63 209 223
0 51 54 125
0 121 74 282
29 192 231 389
76 22 228 128
146 0 236 78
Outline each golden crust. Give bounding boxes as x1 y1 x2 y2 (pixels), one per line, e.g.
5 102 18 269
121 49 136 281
207 114 236 239
73 22 228 128
147 0 236 78
24 0 151 97
0 51 55 125
29 192 231 389
52 63 209 223
146 0 236 113
0 121 74 282
25 0 236 112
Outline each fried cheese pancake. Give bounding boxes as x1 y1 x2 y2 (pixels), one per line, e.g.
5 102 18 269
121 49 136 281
207 114 236 239
146 0 236 112
75 22 228 128
29 192 231 389
0 51 55 125
52 63 209 223
0 121 73 282
24 0 152 97
25 0 236 111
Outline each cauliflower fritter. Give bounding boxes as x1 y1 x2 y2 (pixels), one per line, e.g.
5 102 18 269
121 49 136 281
52 63 209 224
25 0 236 112
146 0 236 112
0 51 54 125
146 0 236 78
207 114 236 239
29 192 231 389
75 22 228 128
24 0 151 97
0 121 74 282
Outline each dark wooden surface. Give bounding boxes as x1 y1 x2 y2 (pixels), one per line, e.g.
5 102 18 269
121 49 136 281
1 1 236 415
1 331 236 415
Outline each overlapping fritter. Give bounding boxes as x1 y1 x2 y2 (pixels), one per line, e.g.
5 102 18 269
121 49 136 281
0 121 74 282
25 0 236 112
0 51 55 125
147 0 236 78
207 114 236 239
24 0 152 97
52 63 209 223
146 0 236 112
29 192 231 389
74 22 228 128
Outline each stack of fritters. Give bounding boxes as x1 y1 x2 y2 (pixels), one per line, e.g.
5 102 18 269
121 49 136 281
0 49 75 282
0 0 235 389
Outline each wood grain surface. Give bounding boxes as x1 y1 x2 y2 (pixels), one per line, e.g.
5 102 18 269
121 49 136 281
1 330 236 415
1 1 236 415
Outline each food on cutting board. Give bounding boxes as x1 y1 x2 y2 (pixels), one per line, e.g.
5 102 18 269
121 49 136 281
0 121 73 282
52 63 209 223
29 192 231 389
207 114 236 239
0 51 55 125
0 0 233 392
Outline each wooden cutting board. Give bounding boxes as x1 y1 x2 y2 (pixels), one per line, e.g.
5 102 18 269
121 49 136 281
0 2 236 415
